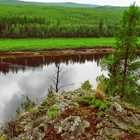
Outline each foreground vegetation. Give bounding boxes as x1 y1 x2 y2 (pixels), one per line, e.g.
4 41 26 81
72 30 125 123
99 3 140 106
1 80 140 140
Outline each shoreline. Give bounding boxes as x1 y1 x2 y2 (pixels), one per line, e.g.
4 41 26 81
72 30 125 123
0 48 114 58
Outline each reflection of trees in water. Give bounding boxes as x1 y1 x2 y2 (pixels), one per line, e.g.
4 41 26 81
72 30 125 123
0 54 109 74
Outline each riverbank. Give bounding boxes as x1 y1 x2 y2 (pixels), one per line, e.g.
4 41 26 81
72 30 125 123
0 48 113 58
0 37 140 58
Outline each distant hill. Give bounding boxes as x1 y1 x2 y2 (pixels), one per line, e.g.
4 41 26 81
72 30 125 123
0 0 100 7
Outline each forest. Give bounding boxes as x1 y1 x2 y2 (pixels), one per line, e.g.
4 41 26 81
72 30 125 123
0 3 140 38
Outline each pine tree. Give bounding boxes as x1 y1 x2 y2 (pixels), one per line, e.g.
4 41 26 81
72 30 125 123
100 2 140 105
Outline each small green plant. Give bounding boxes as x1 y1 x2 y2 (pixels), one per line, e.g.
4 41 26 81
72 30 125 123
47 85 54 98
123 119 129 123
75 95 109 111
107 132 120 140
94 99 102 107
124 126 140 134
81 80 93 91
75 95 94 105
39 105 46 112
30 117 44 128
99 102 109 111
94 132 100 136
46 105 59 119
21 96 35 112
134 123 140 128
94 99 109 111
89 104 95 109
15 107 20 120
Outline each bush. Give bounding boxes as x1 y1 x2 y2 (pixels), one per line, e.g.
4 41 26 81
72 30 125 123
81 80 93 91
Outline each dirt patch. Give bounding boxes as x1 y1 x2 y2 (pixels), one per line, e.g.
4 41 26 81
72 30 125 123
0 48 114 58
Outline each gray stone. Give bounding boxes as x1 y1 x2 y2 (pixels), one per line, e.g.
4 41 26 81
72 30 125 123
24 124 32 132
100 127 124 136
110 96 121 102
96 121 103 129
96 136 108 140
54 116 90 139
18 112 29 121
126 112 140 124
96 113 103 123
135 113 140 119
113 118 129 129
109 102 123 114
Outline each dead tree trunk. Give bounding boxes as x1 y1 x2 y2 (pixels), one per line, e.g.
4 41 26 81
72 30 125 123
49 65 74 93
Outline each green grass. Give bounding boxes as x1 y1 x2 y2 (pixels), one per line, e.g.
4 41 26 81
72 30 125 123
1 37 140 52
0 37 117 52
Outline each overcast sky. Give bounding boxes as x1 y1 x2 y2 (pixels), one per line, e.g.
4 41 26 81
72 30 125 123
21 0 140 6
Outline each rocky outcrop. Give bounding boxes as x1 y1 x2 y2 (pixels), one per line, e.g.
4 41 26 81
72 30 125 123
1 90 140 140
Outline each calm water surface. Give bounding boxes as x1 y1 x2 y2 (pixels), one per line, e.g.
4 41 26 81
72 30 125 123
0 54 108 124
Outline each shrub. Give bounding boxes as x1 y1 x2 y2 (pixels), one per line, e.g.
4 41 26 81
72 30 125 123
21 96 35 112
46 105 59 119
81 80 93 91
94 89 105 101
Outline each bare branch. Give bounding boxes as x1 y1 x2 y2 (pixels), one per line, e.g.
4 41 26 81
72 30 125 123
58 71 67 82
53 76 57 80
59 66 63 72
49 77 56 85
58 83 75 90
48 65 74 93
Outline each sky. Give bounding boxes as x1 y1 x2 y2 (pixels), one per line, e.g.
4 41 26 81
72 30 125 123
21 0 140 6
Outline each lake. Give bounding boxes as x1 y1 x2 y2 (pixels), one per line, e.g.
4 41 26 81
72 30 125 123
0 53 109 124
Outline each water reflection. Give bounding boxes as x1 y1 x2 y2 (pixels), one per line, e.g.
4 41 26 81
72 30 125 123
0 54 108 124
0 54 109 74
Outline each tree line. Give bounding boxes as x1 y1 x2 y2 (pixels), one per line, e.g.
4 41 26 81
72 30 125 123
0 4 140 38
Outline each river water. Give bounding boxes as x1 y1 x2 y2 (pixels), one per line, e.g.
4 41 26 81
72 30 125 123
0 54 108 124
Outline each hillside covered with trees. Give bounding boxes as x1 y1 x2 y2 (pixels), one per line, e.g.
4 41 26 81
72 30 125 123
0 2 137 38
0 0 100 7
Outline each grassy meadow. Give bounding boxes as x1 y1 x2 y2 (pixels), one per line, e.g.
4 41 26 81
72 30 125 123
0 37 117 52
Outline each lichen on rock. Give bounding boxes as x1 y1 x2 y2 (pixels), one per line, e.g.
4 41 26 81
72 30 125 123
1 89 140 140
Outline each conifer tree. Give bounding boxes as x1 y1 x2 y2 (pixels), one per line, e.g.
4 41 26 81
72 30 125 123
100 2 140 105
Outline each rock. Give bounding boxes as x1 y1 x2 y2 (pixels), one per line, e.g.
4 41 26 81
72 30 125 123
112 118 129 129
135 113 140 119
96 121 103 129
110 96 121 102
100 127 124 136
18 112 29 121
38 123 49 133
96 136 108 140
109 102 123 114
54 116 90 139
2 90 140 140
126 112 140 124
24 124 32 132
96 113 103 123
